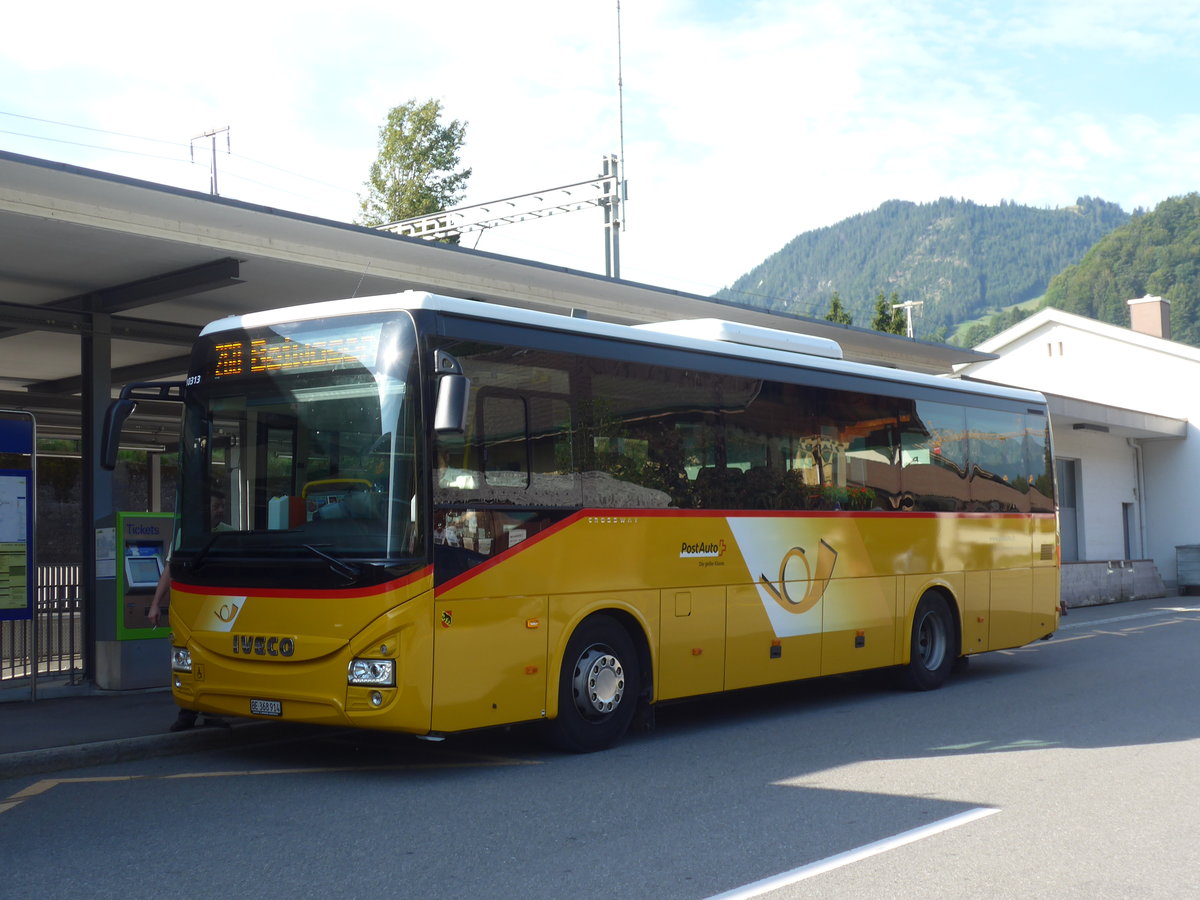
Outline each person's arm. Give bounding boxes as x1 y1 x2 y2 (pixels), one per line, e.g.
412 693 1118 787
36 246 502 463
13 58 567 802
147 562 170 627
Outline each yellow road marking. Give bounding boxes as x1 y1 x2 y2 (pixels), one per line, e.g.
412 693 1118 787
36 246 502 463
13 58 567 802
9 779 63 799
0 753 540 816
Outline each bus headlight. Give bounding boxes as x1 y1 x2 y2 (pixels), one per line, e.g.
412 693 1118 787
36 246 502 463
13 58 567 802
171 647 192 673
348 658 395 687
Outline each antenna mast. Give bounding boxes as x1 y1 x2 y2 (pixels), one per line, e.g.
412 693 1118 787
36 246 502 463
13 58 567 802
601 0 627 278
616 0 626 205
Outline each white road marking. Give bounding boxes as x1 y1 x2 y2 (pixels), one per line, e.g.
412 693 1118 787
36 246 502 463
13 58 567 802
706 806 999 899
1059 606 1200 631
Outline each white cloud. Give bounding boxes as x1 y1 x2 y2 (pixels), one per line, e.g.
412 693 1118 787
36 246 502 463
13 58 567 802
4 0 1200 298
1000 0 1200 56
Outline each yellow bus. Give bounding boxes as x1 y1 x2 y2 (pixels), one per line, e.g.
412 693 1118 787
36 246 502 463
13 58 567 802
105 291 1059 752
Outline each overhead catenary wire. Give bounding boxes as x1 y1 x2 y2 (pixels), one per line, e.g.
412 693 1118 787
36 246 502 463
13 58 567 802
0 109 357 198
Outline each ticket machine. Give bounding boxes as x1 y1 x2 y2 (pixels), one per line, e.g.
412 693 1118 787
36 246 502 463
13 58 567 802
94 511 174 689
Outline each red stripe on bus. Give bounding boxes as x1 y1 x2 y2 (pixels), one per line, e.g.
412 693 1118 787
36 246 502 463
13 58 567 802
435 511 590 594
172 564 433 599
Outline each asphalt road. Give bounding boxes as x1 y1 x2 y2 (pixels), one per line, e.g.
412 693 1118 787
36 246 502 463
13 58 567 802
3 598 1199 899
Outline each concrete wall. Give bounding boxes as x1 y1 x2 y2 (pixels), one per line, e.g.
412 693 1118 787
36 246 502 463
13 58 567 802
1060 560 1167 608
1052 426 1141 561
1140 429 1200 586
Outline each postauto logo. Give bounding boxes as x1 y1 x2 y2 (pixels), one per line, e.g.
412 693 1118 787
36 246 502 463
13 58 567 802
679 539 726 559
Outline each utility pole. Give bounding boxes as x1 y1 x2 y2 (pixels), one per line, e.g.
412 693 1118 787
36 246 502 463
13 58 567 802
379 155 625 277
892 299 924 338
190 126 230 196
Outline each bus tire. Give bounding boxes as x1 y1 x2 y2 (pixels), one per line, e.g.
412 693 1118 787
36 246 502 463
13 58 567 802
899 593 956 691
547 615 640 753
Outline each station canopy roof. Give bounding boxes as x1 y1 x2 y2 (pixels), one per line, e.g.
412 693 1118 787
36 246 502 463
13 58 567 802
0 150 989 448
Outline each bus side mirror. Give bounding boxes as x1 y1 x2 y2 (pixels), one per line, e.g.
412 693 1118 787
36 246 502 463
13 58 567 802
434 374 470 434
101 380 186 470
101 398 137 470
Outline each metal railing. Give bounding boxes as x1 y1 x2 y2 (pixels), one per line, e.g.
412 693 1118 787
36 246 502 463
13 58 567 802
1 566 84 684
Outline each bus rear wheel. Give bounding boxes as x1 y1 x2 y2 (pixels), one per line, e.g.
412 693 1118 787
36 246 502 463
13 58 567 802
547 615 640 753
900 593 956 691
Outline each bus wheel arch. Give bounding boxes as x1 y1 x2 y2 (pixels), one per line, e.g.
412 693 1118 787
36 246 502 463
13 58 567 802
547 611 648 753
899 588 960 691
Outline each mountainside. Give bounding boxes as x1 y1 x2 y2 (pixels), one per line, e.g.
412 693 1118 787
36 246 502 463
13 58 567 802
1043 193 1200 345
715 197 1130 340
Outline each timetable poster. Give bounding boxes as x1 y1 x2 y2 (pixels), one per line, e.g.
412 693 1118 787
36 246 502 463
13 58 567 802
0 410 33 621
0 473 30 614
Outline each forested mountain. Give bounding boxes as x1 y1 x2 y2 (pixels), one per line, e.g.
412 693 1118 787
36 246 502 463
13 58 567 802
1042 194 1200 346
715 197 1130 341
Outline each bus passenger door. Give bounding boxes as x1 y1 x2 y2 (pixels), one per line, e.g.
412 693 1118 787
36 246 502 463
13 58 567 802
431 594 548 733
657 587 725 701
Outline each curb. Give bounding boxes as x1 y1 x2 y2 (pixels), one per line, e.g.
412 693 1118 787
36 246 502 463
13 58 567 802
0 720 304 779
0 681 170 704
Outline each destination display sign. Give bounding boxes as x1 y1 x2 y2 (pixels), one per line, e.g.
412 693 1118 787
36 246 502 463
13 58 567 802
211 333 378 380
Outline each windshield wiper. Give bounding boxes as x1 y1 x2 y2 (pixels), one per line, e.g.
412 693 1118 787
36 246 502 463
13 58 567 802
184 532 377 582
302 543 363 582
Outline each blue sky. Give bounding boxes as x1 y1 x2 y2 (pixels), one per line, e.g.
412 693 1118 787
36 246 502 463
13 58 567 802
3 0 1199 311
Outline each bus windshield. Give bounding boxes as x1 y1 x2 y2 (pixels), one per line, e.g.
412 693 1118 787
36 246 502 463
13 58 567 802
175 313 422 586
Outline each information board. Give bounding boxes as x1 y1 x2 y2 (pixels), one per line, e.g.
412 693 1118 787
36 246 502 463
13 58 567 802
0 411 34 622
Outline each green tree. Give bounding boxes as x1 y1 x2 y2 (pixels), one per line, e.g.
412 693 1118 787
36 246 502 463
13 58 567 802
926 325 949 344
824 291 853 325
1043 194 1200 345
357 99 472 227
871 291 907 334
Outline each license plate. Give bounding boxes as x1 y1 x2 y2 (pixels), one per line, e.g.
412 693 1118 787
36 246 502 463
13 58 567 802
250 698 282 717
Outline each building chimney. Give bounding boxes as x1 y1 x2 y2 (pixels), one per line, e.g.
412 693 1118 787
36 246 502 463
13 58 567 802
1128 294 1171 340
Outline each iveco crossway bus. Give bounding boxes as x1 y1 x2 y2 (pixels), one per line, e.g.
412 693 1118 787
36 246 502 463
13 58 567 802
103 291 1058 752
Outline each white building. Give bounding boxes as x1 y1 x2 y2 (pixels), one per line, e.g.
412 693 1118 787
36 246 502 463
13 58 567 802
957 296 1195 604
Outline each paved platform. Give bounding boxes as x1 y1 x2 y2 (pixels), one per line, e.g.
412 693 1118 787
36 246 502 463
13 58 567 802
0 680 277 778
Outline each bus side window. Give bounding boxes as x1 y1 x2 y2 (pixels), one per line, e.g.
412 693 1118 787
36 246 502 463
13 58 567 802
840 393 901 511
1026 413 1055 513
966 408 1029 513
481 392 529 488
900 400 968 512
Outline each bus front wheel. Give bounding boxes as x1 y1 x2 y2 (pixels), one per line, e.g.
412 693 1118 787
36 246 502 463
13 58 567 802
548 615 640 753
900 593 956 691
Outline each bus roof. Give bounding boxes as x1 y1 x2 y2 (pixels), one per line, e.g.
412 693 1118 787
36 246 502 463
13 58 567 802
199 291 1046 408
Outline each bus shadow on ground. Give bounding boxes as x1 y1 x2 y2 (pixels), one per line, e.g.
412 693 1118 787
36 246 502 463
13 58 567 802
206 611 1200 780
